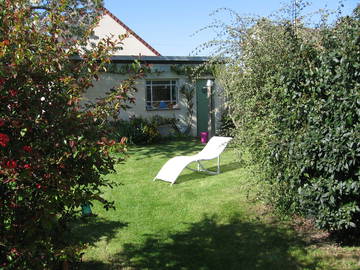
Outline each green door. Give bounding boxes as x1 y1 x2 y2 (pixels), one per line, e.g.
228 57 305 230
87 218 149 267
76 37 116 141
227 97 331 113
196 80 208 136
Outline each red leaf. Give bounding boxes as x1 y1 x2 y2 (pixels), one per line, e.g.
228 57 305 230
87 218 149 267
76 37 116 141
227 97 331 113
0 133 10 147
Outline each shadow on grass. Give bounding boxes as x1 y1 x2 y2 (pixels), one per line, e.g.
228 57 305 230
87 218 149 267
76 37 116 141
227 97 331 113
68 217 128 247
129 139 206 160
175 162 241 184
81 215 323 270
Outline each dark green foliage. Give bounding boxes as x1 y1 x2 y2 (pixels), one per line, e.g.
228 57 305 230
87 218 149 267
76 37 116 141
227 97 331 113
270 13 360 232
109 117 161 144
108 115 192 145
217 109 235 137
211 4 360 236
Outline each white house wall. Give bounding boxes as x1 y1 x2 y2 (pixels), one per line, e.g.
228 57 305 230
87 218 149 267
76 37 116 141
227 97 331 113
85 65 198 136
92 14 158 56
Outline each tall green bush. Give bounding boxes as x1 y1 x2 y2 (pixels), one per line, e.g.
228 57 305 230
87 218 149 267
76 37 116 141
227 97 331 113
271 9 360 233
207 3 360 235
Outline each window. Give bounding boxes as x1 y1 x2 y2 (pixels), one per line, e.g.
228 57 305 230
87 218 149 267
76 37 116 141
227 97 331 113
146 80 178 110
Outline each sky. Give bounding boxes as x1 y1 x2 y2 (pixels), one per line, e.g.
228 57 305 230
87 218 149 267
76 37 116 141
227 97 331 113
104 0 359 56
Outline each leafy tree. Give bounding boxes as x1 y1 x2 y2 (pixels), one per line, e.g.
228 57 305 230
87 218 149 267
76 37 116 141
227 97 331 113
0 0 145 268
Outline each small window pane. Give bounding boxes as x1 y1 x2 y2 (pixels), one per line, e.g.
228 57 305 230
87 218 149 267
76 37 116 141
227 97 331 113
171 88 176 102
146 86 151 102
153 86 170 101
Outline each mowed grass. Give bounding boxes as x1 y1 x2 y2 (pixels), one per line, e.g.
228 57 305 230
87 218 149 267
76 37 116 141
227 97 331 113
72 138 360 270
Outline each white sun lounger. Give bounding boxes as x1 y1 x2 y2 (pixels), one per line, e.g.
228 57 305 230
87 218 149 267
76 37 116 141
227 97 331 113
153 136 232 185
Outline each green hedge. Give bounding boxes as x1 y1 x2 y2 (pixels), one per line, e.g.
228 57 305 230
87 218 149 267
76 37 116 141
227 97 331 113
271 13 360 233
212 5 360 236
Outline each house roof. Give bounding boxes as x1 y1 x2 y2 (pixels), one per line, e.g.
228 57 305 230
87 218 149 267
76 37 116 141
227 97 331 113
101 7 161 56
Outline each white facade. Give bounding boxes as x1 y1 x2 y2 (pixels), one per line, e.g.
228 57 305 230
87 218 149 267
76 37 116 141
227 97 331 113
85 64 198 136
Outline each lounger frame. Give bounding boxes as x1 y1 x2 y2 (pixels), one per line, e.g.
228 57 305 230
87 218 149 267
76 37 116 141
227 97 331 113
153 136 232 185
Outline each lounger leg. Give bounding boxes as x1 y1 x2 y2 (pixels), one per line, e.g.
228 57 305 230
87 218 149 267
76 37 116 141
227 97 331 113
193 159 221 175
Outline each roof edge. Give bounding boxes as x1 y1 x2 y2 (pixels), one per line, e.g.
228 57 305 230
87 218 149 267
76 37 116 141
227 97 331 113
101 7 161 56
109 55 209 64
70 55 210 64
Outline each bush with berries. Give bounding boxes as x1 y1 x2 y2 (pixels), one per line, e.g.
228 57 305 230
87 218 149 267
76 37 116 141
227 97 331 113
0 0 145 268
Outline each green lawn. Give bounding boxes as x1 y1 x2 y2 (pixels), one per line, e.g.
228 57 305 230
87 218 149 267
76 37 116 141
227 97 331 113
72 138 360 270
